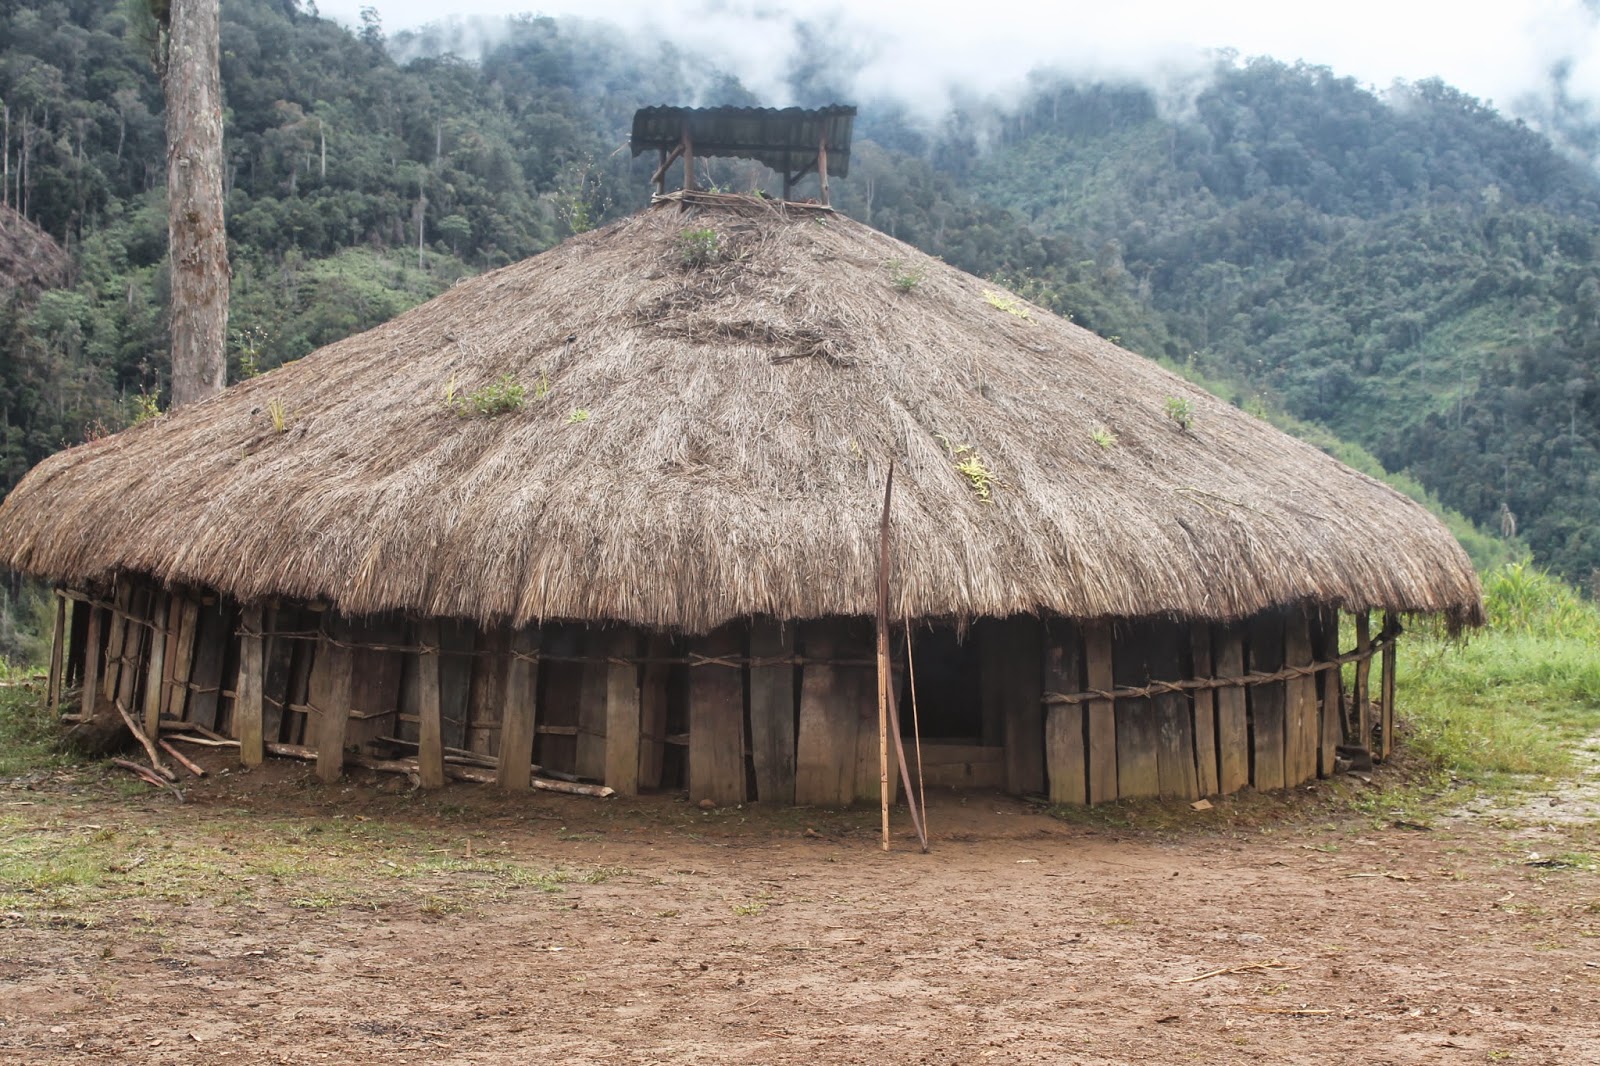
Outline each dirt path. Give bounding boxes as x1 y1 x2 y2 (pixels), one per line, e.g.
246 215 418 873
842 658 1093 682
2 757 1597 1064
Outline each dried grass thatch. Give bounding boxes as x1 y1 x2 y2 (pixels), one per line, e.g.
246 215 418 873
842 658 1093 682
0 195 1483 631
0 204 70 296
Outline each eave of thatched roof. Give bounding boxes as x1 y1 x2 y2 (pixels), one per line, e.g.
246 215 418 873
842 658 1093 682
0 197 1484 632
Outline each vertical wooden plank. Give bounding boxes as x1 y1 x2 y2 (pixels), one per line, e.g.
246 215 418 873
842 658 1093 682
1213 626 1249 795
437 619 475 753
166 597 200 721
260 605 296 746
576 630 609 781
236 605 265 767
1380 613 1398 762
187 599 231 731
638 634 671 789
142 592 168 737
1113 622 1161 799
1150 622 1198 800
313 633 353 784
65 597 88 691
466 627 508 757
101 583 130 702
1043 619 1086 805
748 619 797 804
1002 617 1045 795
1083 621 1117 804
688 622 746 806
1247 611 1287 792
346 616 405 751
796 620 861 806
46 591 66 713
79 604 102 723
1316 608 1344 777
604 629 641 796
1283 608 1317 787
1190 623 1219 796
113 586 149 723
536 625 582 775
498 626 541 790
1354 612 1373 755
415 619 447 789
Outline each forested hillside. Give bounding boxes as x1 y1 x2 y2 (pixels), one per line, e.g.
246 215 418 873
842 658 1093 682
2 0 1596 590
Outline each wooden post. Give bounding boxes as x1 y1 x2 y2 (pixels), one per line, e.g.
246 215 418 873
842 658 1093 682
688 622 745 805
46 590 65 713
1316 608 1344 776
142 592 168 737
604 629 640 796
1354 612 1372 754
313 630 353 784
1113 622 1160 799
576 630 609 781
166 597 200 720
1247 612 1287 791
1190 623 1219 796
1379 613 1398 761
1043 620 1086 805
796 620 862 806
655 147 666 196
1284 608 1317 787
817 132 830 206
1084 621 1117 804
416 620 447 789
237 605 264 767
1150 623 1198 800
1213 626 1249 795
639 634 671 789
748 619 796 804
680 124 695 193
79 604 102 722
498 627 540 790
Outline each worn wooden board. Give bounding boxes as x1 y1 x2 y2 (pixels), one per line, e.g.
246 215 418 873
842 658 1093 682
1189 623 1219 797
688 622 746 806
1043 619 1086 805
498 627 541 790
1213 627 1249 795
537 625 582 775
467 627 509 758
414 619 447 789
1147 622 1198 800
1354 612 1372 755
313 633 354 784
1283 608 1317 787
639 634 672 789
1315 608 1344 777
1112 622 1160 799
796 619 863 806
604 629 641 796
576 630 610 782
1247 611 1287 792
346 616 406 752
1083 621 1117 804
437 619 476 753
113 588 149 724
748 619 796 804
236 606 265 767
101 583 131 703
79 604 102 723
186 601 232 732
46 591 66 713
141 592 169 737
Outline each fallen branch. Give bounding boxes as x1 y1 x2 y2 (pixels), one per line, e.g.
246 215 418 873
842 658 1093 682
109 758 184 802
165 733 239 749
1178 960 1298 983
265 743 613 797
158 739 207 778
1247 1007 1334 1016
113 698 176 781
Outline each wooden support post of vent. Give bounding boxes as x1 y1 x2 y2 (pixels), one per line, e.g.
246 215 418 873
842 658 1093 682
1189 623 1219 796
1379 613 1398 762
415 620 447 789
689 622 745 805
1114 623 1161 799
314 633 353 784
1247 612 1287 792
680 124 695 193
79 603 102 722
604 629 640 796
1284 608 1317 787
1213 626 1249 794
1317 608 1343 776
236 605 265 768
638 634 671 789
1084 621 1117 804
749 619 796 804
46 590 65 714
142 592 168 737
817 132 830 206
1354 611 1372 754
1043 620 1087 805
498 627 540 790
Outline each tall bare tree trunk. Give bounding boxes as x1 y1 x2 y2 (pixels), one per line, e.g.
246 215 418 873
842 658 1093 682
164 0 229 409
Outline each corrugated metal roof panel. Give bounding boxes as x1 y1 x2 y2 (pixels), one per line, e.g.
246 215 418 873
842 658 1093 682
630 105 856 178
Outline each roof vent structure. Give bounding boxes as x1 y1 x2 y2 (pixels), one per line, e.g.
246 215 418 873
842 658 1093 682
630 105 857 205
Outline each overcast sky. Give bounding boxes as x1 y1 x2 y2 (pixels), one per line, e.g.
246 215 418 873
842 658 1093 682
315 0 1600 123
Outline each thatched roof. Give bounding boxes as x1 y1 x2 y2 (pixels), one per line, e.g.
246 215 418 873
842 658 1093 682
0 195 1483 631
0 205 70 296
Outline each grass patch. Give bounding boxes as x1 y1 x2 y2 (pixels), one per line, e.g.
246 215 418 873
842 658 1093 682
0 680 77 779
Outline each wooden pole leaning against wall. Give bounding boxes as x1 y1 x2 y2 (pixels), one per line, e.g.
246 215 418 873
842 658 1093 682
46 589 66 714
142 591 168 737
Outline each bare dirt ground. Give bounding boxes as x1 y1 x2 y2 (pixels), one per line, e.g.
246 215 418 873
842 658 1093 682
2 752 1597 1065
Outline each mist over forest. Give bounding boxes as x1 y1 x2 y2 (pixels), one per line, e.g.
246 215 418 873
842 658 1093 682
4 0 1600 620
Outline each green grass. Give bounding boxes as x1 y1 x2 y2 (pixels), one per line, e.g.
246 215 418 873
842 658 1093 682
0 679 77 778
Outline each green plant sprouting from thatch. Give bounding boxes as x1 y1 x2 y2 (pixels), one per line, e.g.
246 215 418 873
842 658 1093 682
266 398 289 433
885 259 925 293
1090 425 1117 449
130 392 163 426
566 408 590 424
940 440 996 502
1164 396 1194 431
448 375 527 417
982 289 1030 318
677 227 721 268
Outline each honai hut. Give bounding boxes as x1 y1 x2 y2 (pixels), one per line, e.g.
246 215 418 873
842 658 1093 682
0 106 1482 808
